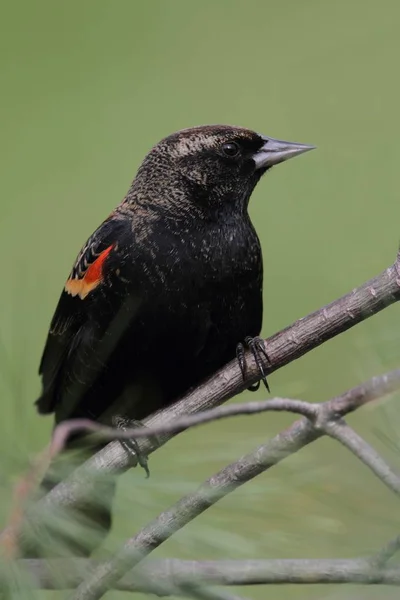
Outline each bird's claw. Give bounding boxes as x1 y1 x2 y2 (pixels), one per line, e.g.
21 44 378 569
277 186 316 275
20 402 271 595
112 416 150 478
236 336 270 392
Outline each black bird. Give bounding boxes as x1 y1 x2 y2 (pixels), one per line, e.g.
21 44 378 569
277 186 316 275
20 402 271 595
31 125 314 556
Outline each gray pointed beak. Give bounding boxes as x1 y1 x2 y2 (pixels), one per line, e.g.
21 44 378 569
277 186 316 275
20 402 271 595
253 136 316 170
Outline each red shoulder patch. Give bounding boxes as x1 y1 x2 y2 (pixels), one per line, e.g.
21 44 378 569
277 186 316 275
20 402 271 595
65 245 113 300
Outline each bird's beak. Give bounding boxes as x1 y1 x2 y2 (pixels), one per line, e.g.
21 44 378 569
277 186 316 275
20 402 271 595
253 136 316 170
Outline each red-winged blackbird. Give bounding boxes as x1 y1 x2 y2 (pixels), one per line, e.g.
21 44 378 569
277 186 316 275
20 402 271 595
31 125 314 556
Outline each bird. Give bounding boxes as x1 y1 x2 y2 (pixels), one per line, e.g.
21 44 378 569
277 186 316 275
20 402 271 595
29 124 314 557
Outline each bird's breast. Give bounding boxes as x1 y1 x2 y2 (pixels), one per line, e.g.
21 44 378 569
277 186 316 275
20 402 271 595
128 216 263 315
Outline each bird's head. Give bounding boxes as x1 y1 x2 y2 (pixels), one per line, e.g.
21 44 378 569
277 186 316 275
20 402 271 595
131 125 315 216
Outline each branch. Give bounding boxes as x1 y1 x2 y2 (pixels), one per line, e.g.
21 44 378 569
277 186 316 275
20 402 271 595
322 419 400 497
5 366 400 561
44 399 318 458
2 257 399 562
13 556 400 590
49 369 400 447
68 371 400 600
17 258 400 507
369 534 400 568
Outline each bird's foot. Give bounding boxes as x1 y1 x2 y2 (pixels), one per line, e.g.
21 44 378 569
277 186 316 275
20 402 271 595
112 416 151 478
236 336 270 392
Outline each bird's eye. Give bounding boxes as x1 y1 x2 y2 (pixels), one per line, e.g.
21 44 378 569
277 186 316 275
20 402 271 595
221 141 240 158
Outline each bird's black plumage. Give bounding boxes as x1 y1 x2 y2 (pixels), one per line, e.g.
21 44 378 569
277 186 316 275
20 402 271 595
30 125 314 557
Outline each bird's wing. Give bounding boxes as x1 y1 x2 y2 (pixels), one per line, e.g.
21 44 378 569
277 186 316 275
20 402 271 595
36 215 132 415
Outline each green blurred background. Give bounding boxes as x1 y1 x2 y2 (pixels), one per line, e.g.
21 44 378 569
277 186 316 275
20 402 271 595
1 1 400 598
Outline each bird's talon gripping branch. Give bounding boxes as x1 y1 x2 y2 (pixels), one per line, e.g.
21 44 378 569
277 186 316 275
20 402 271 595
237 336 270 392
236 341 246 376
113 416 151 478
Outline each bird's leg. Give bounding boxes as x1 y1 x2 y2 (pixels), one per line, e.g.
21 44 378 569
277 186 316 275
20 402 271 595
236 336 271 392
112 415 151 478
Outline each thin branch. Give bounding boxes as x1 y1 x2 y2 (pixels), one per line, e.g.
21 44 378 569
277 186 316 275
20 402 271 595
68 424 318 599
48 398 317 453
0 256 397 600
9 257 400 523
12 557 400 590
48 369 400 450
369 534 400 568
322 419 400 497
4 365 399 563
15 366 400 501
1 256 399 569
332 369 400 415
68 369 400 600
1 396 318 550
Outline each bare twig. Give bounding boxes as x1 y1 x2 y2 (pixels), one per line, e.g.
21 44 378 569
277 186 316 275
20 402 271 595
1 255 399 581
47 369 400 450
368 534 400 569
68 369 400 600
332 369 400 415
10 257 400 523
0 396 318 556
5 366 400 560
12 556 400 590
48 398 317 453
24 372 400 505
322 419 400 497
